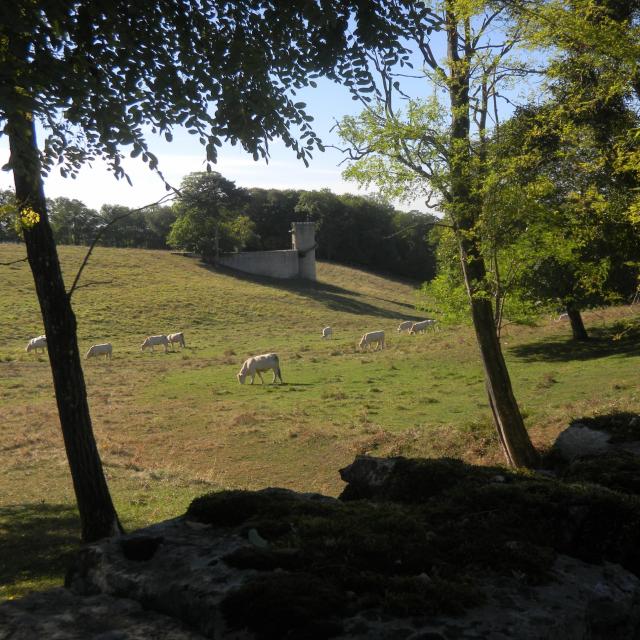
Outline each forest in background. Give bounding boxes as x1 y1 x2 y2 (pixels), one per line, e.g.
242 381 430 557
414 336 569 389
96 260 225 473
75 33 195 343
0 182 438 281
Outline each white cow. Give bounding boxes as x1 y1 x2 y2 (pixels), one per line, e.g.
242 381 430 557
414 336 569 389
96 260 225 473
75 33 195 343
85 343 112 359
237 353 283 385
322 327 332 339
397 321 414 333
26 335 47 353
359 330 385 351
167 332 186 349
141 335 169 352
409 319 437 334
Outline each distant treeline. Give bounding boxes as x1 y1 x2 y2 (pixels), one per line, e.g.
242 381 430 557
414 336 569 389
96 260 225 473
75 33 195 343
0 186 437 280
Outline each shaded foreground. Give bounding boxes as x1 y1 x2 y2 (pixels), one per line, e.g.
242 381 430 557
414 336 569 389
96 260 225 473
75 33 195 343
3 436 640 638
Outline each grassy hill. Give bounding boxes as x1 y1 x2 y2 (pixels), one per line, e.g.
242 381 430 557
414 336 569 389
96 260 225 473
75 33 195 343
1 242 639 598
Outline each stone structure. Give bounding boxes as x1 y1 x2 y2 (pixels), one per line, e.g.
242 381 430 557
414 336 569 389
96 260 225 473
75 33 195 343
3 488 639 639
291 221 317 280
216 221 316 280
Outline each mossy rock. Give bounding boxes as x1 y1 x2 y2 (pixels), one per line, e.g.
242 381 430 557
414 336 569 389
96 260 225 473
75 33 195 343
220 572 347 640
188 458 640 636
562 452 640 496
569 412 640 444
186 488 337 528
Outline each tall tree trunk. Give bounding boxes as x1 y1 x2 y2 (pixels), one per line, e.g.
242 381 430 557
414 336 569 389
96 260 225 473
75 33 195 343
7 111 122 542
446 6 538 468
566 303 589 341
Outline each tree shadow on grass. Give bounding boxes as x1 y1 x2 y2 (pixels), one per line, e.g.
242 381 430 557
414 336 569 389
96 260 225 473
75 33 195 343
0 503 80 594
510 326 640 363
198 262 419 322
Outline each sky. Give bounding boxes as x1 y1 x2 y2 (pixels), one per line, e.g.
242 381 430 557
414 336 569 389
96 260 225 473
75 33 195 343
0 77 431 214
0 11 538 217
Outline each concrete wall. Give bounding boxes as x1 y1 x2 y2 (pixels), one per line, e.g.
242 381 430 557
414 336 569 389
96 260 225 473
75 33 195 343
217 250 299 279
216 221 317 280
291 221 317 281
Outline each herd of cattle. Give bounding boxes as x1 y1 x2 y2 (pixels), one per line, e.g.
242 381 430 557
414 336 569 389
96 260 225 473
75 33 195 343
24 318 437 385
24 331 187 360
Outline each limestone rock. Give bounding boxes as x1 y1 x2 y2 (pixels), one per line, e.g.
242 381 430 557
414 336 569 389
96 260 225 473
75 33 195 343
339 455 403 499
0 587 207 639
3 465 640 639
552 425 612 462
552 413 640 465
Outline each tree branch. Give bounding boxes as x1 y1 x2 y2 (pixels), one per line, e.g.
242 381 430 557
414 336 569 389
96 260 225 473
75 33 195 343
72 279 114 291
383 219 453 239
0 255 28 266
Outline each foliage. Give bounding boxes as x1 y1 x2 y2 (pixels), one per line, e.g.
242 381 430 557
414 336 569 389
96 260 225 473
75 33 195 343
0 1 415 179
167 172 252 257
489 100 640 316
2 242 640 596
189 458 640 638
0 190 41 240
48 198 100 246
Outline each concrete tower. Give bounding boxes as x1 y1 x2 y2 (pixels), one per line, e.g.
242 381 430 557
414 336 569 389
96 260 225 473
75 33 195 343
291 221 317 281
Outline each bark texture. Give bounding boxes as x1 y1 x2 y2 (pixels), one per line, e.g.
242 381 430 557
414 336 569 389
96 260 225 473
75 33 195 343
7 111 122 542
566 303 589 341
446 5 538 468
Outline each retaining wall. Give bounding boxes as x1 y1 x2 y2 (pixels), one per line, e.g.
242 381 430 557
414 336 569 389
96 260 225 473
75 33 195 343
217 250 300 279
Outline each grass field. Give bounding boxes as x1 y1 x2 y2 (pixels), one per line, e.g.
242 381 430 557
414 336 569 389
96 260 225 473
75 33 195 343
1 242 639 599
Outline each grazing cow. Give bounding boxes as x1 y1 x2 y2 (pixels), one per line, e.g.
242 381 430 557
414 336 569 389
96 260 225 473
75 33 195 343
141 335 170 352
322 327 332 339
26 335 47 353
85 343 112 359
359 330 385 351
167 332 186 349
237 353 283 385
397 321 414 333
409 319 437 334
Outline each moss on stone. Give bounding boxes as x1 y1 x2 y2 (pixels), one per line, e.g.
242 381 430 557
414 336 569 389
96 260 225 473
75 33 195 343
220 572 346 640
188 457 640 639
186 488 337 528
569 412 640 444
562 452 640 497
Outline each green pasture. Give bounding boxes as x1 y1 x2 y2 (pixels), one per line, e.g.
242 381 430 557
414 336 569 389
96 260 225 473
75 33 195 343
1 243 639 599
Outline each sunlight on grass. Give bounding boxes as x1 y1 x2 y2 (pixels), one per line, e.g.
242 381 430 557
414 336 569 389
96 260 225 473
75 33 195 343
1 243 639 598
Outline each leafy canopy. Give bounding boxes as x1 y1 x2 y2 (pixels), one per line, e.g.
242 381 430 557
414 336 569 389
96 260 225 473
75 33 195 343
0 0 416 182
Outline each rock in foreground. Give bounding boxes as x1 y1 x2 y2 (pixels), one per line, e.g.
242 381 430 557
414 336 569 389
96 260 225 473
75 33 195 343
2 454 640 639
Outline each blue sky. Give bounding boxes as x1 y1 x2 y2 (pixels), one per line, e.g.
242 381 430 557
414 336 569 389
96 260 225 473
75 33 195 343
0 11 539 217
0 76 432 213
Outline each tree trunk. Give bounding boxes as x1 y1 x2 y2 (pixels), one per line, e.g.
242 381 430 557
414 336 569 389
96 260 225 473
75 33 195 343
7 111 122 542
566 303 589 341
470 295 539 467
446 5 538 468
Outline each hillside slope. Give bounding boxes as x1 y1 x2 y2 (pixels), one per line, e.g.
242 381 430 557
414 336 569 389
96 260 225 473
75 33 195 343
1 243 639 597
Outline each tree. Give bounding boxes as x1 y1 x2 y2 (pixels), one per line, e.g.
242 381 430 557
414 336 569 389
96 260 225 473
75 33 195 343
1 0 411 541
493 103 640 340
244 188 304 250
98 205 150 248
168 172 252 258
0 189 20 242
48 197 100 246
338 1 541 467
143 206 177 250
